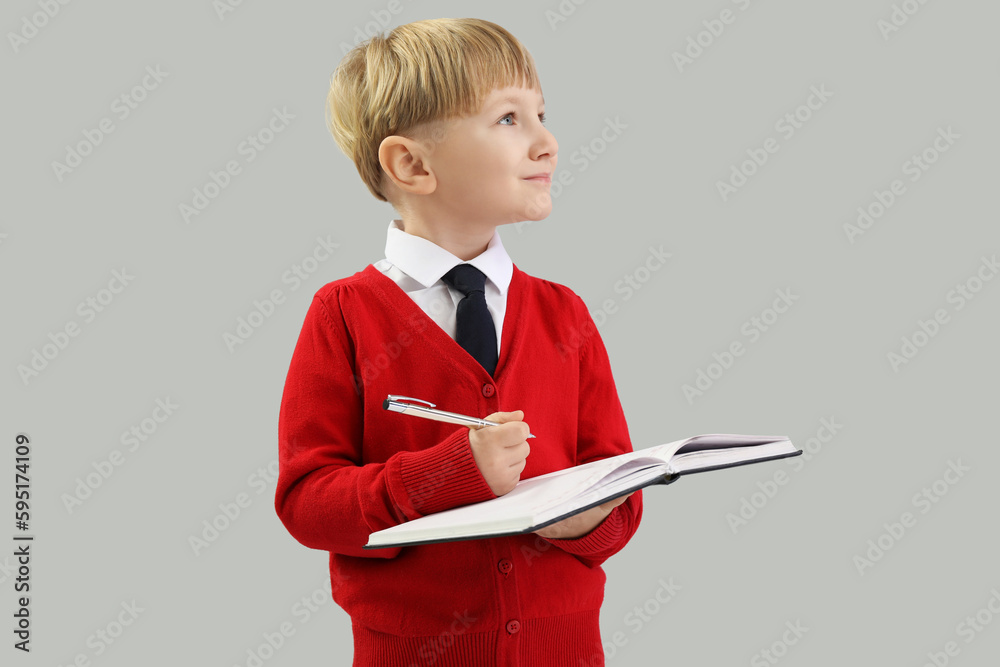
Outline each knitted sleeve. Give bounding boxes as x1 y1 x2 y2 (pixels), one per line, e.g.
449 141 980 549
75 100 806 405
541 295 644 567
273 289 496 559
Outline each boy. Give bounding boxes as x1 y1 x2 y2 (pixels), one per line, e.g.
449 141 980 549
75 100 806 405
275 18 642 666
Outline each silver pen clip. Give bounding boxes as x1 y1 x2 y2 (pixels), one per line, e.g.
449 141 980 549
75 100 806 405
384 394 436 410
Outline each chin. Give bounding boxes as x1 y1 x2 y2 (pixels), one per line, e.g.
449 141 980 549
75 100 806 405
522 196 552 221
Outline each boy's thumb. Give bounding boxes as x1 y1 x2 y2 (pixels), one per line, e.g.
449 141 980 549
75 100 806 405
487 410 523 423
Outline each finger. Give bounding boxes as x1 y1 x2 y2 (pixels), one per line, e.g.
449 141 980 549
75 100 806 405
601 492 633 510
487 426 528 449
488 410 523 423
504 442 530 463
509 457 527 476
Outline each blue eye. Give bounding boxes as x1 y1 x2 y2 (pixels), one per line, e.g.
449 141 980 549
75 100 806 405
498 112 548 125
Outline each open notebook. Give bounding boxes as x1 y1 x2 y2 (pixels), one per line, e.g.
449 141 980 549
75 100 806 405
365 433 800 549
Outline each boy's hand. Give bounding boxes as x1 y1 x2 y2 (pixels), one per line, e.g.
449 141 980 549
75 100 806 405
468 410 530 496
534 492 634 540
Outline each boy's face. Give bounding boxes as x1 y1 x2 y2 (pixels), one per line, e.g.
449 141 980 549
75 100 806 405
424 85 558 226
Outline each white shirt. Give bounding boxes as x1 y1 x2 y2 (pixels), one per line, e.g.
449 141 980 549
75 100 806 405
373 219 512 357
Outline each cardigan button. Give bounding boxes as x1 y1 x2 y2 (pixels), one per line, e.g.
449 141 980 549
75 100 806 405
497 559 512 574
505 619 520 634
481 383 495 398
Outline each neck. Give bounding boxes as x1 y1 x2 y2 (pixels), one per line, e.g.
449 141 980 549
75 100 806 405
397 218 495 261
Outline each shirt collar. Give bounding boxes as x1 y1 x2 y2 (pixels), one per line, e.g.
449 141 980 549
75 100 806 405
384 219 513 295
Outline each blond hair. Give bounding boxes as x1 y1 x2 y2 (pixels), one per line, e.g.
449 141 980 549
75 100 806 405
326 18 541 202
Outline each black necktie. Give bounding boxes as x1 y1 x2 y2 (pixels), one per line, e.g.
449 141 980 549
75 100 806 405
441 264 498 376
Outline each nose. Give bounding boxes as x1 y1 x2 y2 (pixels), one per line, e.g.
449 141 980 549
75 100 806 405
533 124 558 163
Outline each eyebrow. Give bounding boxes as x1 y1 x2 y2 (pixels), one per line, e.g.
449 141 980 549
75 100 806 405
489 95 546 110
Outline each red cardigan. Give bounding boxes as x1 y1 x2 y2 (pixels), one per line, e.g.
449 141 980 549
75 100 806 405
275 263 643 666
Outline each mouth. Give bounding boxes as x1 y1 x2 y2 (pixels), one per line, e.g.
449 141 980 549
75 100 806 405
523 173 552 183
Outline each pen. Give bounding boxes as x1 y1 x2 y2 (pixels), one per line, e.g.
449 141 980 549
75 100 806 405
383 395 537 438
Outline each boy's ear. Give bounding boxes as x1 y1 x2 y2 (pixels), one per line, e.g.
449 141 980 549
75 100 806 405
379 135 437 196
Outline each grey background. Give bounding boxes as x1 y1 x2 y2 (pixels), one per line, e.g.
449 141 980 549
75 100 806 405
3 1 998 665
